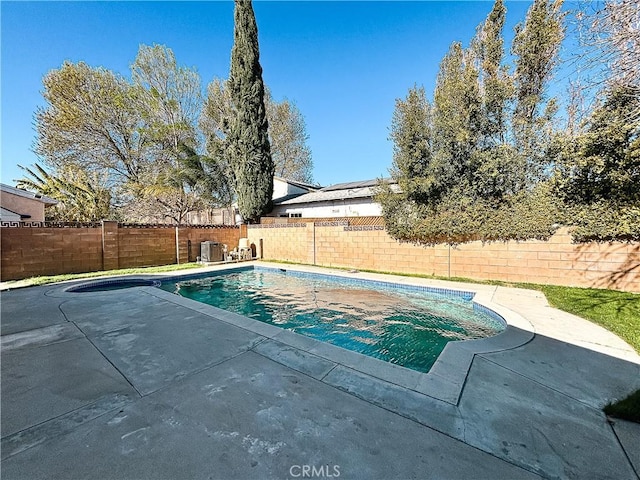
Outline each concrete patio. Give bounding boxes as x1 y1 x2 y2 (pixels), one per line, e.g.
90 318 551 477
1 262 639 479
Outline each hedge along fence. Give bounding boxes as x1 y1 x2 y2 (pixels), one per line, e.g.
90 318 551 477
0 221 243 281
247 219 640 293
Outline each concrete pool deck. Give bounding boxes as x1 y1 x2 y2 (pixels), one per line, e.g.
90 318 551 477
1 261 639 479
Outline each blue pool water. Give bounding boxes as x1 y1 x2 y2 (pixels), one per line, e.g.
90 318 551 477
160 268 505 372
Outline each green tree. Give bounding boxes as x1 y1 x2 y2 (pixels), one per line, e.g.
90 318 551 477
129 44 212 223
202 79 313 186
34 61 148 188
16 163 113 222
511 0 565 182
534 85 640 243
174 144 235 207
387 85 433 206
389 85 432 192
201 78 233 167
468 0 522 201
124 143 234 225
431 42 482 196
378 85 432 239
554 85 640 205
131 44 202 156
266 90 314 183
228 0 274 223
471 0 513 146
379 0 564 244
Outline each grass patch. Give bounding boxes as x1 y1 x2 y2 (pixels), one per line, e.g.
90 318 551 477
1 262 203 288
538 285 639 352
536 285 639 424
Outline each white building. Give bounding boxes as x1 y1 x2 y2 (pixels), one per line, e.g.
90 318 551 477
268 179 394 218
271 177 320 203
181 177 319 225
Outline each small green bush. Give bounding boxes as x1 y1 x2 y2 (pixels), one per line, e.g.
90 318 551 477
604 389 640 423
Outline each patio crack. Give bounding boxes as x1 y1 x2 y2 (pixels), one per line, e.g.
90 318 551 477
57 303 143 398
608 419 640 480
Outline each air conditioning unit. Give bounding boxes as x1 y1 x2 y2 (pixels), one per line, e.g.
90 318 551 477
200 241 224 262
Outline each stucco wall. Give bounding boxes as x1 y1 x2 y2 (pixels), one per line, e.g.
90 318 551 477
272 178 310 199
0 191 47 222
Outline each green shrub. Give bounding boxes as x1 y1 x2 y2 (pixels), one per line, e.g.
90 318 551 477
569 202 640 243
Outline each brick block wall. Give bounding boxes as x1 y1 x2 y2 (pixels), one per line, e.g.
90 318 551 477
247 221 640 292
313 226 451 276
178 227 241 263
449 230 640 292
117 227 177 269
1 227 103 280
247 223 311 264
2 219 637 291
102 221 119 270
0 224 241 281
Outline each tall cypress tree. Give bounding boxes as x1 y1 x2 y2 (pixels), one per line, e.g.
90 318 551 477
472 0 512 146
432 42 482 193
228 0 274 223
389 85 433 203
511 0 565 181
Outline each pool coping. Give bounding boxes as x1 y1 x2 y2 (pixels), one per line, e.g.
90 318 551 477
53 261 534 406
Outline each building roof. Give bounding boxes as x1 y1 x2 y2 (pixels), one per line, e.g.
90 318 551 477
271 193 308 204
274 176 322 192
275 178 395 206
321 178 381 192
0 183 58 206
271 176 323 204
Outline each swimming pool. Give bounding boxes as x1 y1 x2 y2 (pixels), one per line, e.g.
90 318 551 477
160 267 505 373
66 278 162 292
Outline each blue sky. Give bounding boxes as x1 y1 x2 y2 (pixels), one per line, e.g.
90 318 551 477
2 1 538 188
